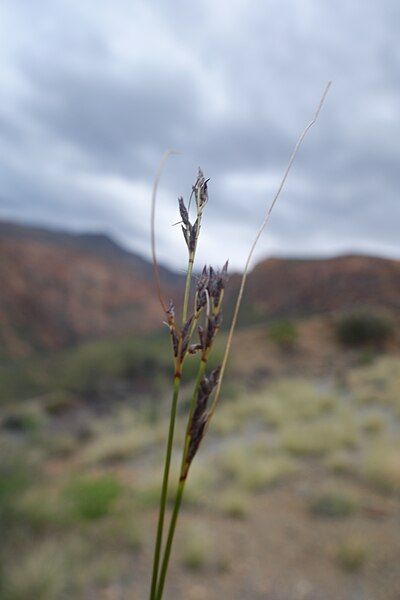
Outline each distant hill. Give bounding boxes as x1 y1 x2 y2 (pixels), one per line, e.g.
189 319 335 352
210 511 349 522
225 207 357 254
230 255 400 322
1 220 399 359
0 221 182 358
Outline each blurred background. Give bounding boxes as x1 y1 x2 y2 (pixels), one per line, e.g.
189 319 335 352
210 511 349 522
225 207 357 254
0 1 399 599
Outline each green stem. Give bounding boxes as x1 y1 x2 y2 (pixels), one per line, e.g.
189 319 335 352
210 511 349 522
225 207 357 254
150 246 199 598
149 375 181 600
155 358 207 600
155 479 185 600
182 252 194 324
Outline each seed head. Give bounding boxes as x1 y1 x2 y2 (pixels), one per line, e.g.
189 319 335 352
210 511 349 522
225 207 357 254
193 168 209 209
180 315 194 360
184 365 221 475
178 197 189 227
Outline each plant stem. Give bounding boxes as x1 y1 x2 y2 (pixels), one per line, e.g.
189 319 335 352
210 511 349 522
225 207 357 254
182 252 194 324
150 247 199 598
155 479 185 600
155 358 207 600
149 375 180 600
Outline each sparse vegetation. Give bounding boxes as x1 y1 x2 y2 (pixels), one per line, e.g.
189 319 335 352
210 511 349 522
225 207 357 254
1 350 400 597
335 538 368 572
179 525 211 571
362 413 386 435
348 356 400 415
362 444 400 495
281 414 358 456
268 319 298 349
309 491 358 518
64 476 122 520
336 311 393 347
218 489 249 518
218 444 297 491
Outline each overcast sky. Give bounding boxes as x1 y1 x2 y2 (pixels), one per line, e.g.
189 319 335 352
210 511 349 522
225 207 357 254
0 1 399 271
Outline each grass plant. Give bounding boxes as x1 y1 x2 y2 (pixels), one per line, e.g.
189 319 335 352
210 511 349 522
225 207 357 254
148 83 331 599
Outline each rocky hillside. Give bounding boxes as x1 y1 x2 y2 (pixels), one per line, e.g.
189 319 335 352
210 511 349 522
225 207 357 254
1 221 399 359
232 255 400 322
0 221 182 359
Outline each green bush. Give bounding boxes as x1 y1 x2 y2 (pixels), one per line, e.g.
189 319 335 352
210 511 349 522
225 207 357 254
58 337 171 394
0 361 50 404
268 320 298 348
336 311 393 347
0 454 34 535
2 411 42 433
64 476 122 520
309 491 357 518
335 539 368 571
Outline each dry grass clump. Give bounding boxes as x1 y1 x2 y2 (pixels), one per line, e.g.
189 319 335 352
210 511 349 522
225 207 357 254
264 387 336 428
217 488 250 519
81 429 150 465
348 356 400 415
15 487 71 533
80 407 176 466
178 524 229 572
211 379 336 434
362 443 400 495
40 433 78 458
211 403 247 436
3 542 67 600
217 443 297 492
334 537 368 572
89 514 144 553
63 475 122 521
362 412 386 435
325 452 357 476
281 412 358 457
179 525 212 571
309 490 358 518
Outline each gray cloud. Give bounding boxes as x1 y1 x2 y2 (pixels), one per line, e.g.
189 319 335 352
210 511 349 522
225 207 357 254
0 0 399 270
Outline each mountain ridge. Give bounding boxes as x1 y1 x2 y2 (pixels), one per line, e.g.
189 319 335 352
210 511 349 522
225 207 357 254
1 220 399 359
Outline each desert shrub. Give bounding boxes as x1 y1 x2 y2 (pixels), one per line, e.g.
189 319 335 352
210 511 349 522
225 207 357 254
217 443 296 491
16 489 71 533
43 391 76 415
89 515 143 553
262 380 336 426
326 452 356 476
1 409 43 433
0 361 50 404
281 415 358 456
335 538 368 571
268 319 298 348
81 429 149 465
2 542 66 600
41 433 77 458
217 489 249 519
64 475 122 520
348 357 400 415
309 491 357 518
59 337 172 395
336 311 393 347
180 531 210 571
362 444 400 495
362 413 386 435
0 454 32 531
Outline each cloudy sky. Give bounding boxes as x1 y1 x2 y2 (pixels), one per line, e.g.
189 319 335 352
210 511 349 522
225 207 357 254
0 1 399 271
